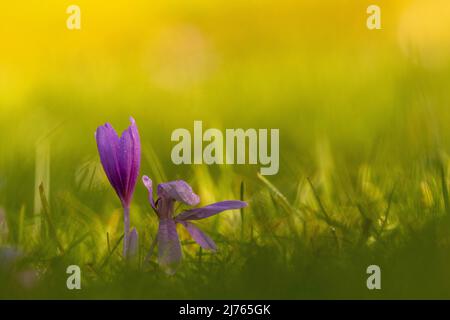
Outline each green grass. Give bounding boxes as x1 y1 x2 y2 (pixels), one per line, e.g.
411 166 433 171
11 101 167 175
2 151 450 299
2 0 450 299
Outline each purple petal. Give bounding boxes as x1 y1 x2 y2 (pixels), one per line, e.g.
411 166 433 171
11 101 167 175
179 221 217 251
175 200 247 221
127 117 141 203
95 123 124 202
142 175 156 210
127 227 139 259
157 180 200 206
157 218 182 268
117 117 141 207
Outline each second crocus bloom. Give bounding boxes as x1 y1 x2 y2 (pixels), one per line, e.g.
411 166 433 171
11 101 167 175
142 175 247 271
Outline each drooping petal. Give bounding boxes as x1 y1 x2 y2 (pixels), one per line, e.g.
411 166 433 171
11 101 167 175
178 221 217 251
142 175 156 210
143 175 174 219
157 180 200 206
157 218 182 269
95 123 124 202
118 132 132 202
175 200 247 221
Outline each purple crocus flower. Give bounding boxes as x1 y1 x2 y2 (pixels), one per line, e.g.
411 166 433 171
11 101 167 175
95 117 140 258
142 175 247 269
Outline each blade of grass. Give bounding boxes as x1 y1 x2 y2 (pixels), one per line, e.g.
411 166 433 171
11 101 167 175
39 183 64 254
257 173 303 221
63 231 90 255
439 161 450 215
379 184 396 236
107 232 111 254
198 247 203 266
144 234 158 264
258 173 301 238
59 192 104 236
143 144 167 183
356 204 374 244
87 164 97 191
307 177 346 251
99 233 124 270
18 205 25 245
307 177 348 232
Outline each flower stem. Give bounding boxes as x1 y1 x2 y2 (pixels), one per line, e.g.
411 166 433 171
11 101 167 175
123 206 130 258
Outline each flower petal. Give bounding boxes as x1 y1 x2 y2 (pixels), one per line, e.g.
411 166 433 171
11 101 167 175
179 221 217 251
157 180 200 206
157 218 182 268
95 118 141 208
175 200 247 221
142 175 156 210
95 123 124 202
118 117 141 207
127 227 139 259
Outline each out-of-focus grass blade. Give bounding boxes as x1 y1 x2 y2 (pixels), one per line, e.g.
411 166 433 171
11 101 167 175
18 205 25 245
257 172 302 237
379 184 396 236
143 144 167 183
34 137 50 232
307 177 349 233
63 231 90 255
198 247 203 266
100 233 124 270
39 183 64 254
107 232 111 254
144 234 158 264
59 192 105 235
0 208 8 243
257 173 302 218
439 161 450 215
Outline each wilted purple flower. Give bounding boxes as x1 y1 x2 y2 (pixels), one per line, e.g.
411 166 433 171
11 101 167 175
0 246 39 289
95 117 140 258
0 246 21 271
16 269 39 290
142 175 247 270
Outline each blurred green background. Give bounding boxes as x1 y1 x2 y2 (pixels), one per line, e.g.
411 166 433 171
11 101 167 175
2 0 450 299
